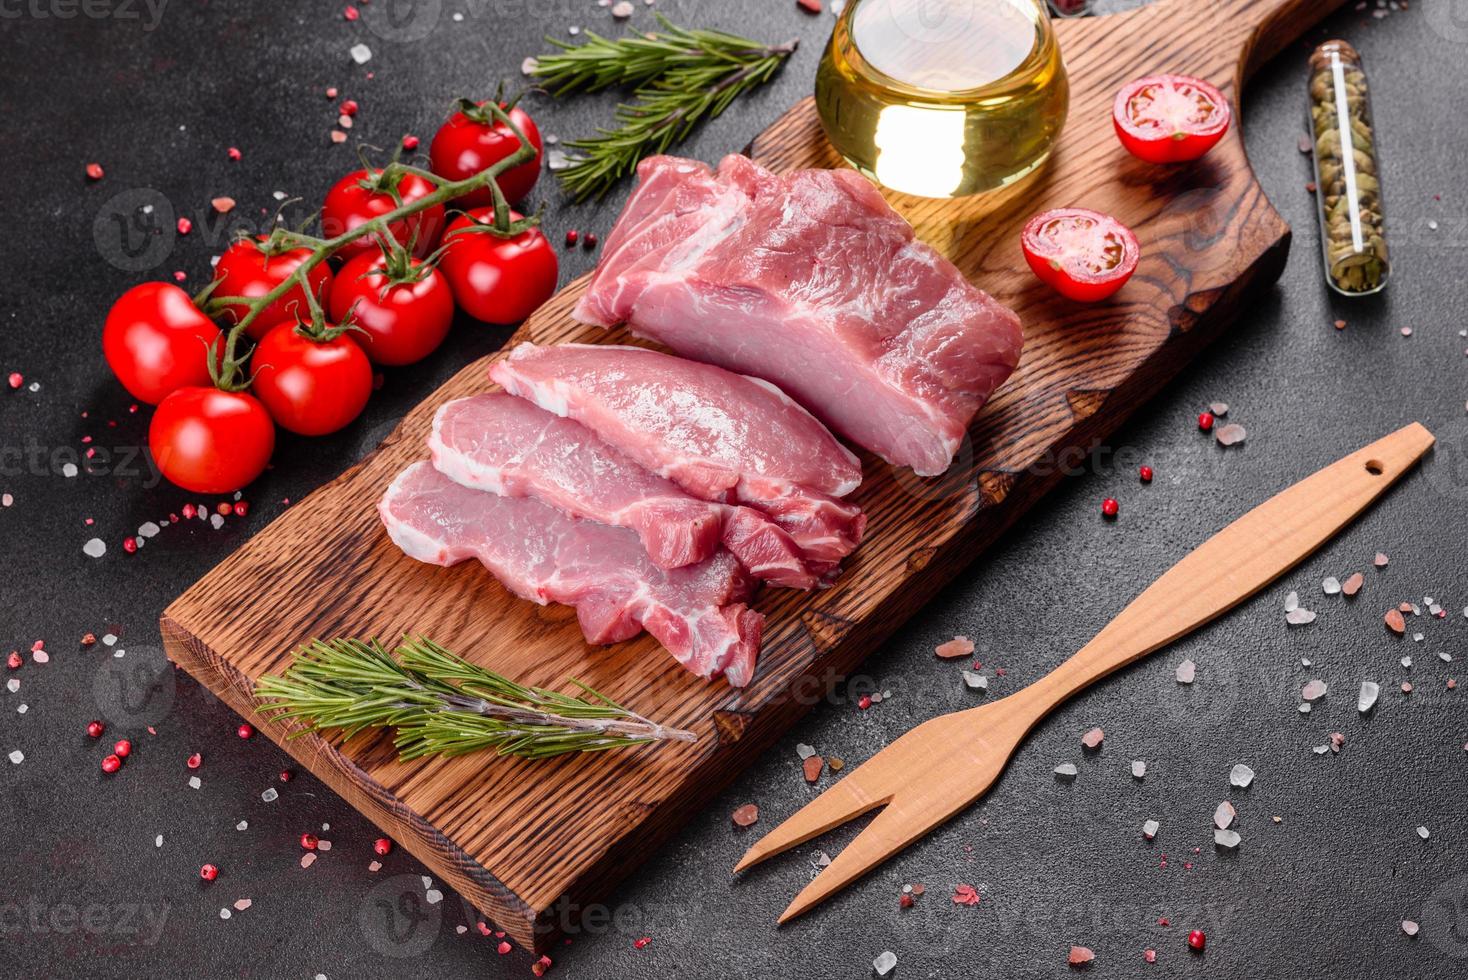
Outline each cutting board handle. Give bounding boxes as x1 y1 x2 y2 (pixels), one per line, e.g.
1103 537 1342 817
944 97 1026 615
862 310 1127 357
1198 0 1351 84
1017 423 1434 711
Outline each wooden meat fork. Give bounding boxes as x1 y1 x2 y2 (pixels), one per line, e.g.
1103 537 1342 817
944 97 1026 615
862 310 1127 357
736 423 1435 923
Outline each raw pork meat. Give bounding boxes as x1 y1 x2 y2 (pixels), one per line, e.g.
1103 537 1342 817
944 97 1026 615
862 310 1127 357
572 154 1024 476
429 392 818 588
488 342 865 570
380 461 762 686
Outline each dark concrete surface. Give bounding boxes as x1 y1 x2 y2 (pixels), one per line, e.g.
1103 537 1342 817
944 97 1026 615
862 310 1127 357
2 1 1466 977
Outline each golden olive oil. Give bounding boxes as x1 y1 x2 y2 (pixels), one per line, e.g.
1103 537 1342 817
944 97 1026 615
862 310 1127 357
814 0 1069 198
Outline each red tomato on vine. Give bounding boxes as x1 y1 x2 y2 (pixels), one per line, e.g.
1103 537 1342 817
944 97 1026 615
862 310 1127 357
251 320 374 436
439 208 558 325
149 387 275 493
328 245 454 366
322 167 446 260
429 100 542 206
102 282 222 404
212 237 333 340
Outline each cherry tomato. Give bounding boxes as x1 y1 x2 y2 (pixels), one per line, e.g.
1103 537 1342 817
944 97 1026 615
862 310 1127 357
1021 207 1140 302
429 102 542 206
1113 73 1231 164
321 168 446 260
251 321 373 436
439 209 558 325
328 251 455 366
102 282 222 404
149 387 274 493
212 237 333 340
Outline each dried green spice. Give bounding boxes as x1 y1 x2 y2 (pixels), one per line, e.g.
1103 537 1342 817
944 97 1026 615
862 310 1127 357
1308 40 1389 295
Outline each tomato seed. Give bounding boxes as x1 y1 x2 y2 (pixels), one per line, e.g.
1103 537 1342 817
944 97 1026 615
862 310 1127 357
200 863 218 881
341 100 359 117
373 837 392 856
87 720 105 738
237 723 254 739
1139 465 1153 483
301 833 319 850
101 754 123 774
1187 930 1205 952
1197 411 1215 432
187 752 202 769
565 229 579 247
401 134 420 151
177 217 193 235
114 739 131 758
85 162 104 180
1101 498 1119 518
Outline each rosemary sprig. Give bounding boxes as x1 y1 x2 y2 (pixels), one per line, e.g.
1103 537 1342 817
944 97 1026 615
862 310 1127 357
532 15 798 201
254 637 697 761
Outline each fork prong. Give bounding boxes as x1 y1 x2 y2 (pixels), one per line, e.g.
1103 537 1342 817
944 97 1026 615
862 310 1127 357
776 801 935 924
734 763 892 874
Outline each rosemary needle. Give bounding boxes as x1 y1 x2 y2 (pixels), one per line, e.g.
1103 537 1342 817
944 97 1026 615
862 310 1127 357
531 15 798 201
254 637 697 761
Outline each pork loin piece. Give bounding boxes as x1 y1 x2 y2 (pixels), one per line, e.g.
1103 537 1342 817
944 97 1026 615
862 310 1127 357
429 392 818 588
573 154 1024 476
380 461 763 686
488 342 866 570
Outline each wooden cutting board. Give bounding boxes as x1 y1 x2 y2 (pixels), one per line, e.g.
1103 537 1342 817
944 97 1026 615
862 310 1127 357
162 0 1343 954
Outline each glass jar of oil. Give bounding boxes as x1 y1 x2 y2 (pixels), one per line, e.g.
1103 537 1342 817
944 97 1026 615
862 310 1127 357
814 0 1069 198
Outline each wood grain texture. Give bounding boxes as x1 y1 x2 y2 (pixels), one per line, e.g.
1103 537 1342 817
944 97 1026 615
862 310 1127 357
161 0 1344 954
738 423 1435 923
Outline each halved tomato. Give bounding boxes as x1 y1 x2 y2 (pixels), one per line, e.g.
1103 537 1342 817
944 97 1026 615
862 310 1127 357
1021 207 1139 302
1113 73 1231 164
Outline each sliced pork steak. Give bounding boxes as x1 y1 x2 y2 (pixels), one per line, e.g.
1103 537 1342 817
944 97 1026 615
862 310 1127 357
380 461 763 686
573 154 1024 476
429 392 818 588
488 342 865 570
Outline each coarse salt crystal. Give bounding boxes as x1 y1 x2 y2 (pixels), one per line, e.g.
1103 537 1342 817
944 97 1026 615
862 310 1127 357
189 776 201 789
349 43 372 64
425 889 443 905
301 853 317 868
83 538 106 558
8 749 22 764
1358 681 1379 713
1176 659 1196 684
1229 763 1255 788
261 787 279 802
